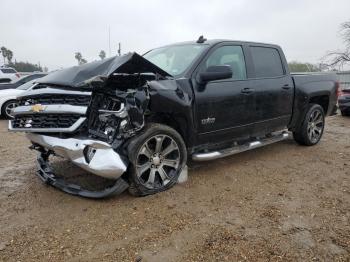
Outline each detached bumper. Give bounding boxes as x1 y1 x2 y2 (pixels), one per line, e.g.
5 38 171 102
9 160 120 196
27 133 128 179
36 152 129 198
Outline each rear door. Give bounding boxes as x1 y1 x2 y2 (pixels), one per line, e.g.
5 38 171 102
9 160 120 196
248 45 293 134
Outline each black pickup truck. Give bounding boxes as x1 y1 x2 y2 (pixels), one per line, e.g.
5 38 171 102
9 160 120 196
9 38 339 198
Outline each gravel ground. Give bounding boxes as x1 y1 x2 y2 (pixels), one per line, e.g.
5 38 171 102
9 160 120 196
0 116 349 261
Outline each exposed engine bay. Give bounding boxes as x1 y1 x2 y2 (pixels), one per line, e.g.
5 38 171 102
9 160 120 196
87 73 153 145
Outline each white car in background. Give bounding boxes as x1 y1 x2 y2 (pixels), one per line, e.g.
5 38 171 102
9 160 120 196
0 80 36 119
0 67 20 83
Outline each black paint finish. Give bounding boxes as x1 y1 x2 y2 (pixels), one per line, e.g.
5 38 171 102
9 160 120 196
149 41 337 152
32 40 338 154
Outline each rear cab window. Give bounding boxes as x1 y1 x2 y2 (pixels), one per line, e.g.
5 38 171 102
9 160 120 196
250 46 285 78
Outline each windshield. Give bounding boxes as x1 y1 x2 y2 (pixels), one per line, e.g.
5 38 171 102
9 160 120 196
11 75 30 84
143 44 207 76
17 80 36 90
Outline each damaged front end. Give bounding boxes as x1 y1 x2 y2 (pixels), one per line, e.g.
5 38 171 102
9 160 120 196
87 73 153 145
9 53 172 198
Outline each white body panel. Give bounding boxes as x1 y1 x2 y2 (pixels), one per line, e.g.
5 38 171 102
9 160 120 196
0 67 19 83
0 89 25 115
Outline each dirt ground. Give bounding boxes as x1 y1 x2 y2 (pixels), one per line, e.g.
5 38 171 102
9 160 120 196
0 115 349 262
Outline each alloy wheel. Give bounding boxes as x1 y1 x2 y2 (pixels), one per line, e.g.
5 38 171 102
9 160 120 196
307 109 324 143
136 134 180 189
5 102 18 118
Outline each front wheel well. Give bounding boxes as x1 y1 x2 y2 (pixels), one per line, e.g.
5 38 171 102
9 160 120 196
309 95 329 114
1 99 17 117
145 113 187 146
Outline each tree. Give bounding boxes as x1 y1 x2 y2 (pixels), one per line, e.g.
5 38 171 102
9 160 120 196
10 61 43 72
6 49 13 63
74 52 82 65
0 46 47 72
288 61 320 72
99 50 106 60
74 52 87 65
1 46 7 64
325 21 350 69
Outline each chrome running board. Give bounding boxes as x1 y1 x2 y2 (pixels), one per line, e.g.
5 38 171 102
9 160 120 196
192 131 289 161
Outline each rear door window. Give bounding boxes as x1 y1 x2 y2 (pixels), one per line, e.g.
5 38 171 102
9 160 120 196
250 47 284 78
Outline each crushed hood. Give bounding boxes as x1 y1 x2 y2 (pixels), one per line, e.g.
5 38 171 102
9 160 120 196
37 52 172 88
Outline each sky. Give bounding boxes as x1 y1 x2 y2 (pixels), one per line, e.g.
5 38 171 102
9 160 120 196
1 0 349 71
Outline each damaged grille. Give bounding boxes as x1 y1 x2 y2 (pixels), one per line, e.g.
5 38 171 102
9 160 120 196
18 94 91 106
12 114 80 129
10 89 90 133
88 93 122 141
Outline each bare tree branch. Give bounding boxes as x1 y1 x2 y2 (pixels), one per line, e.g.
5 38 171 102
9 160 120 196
340 21 350 47
324 21 350 69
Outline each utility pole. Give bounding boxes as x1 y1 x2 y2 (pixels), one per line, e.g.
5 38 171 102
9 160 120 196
108 26 111 57
118 42 121 56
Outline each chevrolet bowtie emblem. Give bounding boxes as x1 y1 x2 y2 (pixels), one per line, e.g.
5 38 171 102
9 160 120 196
31 104 44 113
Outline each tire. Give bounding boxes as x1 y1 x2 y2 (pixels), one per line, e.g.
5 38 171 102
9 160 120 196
293 104 325 146
1 100 18 119
127 123 187 196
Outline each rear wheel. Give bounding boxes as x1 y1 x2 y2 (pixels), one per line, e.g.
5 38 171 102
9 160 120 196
1 100 18 119
127 123 187 196
293 104 325 146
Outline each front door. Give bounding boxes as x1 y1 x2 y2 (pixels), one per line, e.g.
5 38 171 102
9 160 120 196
193 44 256 144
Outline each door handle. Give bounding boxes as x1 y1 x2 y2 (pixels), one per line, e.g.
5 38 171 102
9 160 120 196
282 84 291 90
241 87 255 94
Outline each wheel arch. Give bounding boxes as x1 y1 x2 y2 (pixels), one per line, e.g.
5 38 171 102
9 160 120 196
289 90 331 132
146 113 189 147
309 95 330 115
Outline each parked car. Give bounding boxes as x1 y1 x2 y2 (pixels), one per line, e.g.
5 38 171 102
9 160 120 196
338 88 350 116
9 38 338 198
0 80 37 118
0 73 47 90
0 66 20 83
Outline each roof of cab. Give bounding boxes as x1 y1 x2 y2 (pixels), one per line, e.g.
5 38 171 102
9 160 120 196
158 39 281 49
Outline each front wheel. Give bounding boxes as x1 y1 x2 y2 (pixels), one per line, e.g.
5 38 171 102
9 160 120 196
1 100 18 119
127 123 187 196
293 104 325 146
